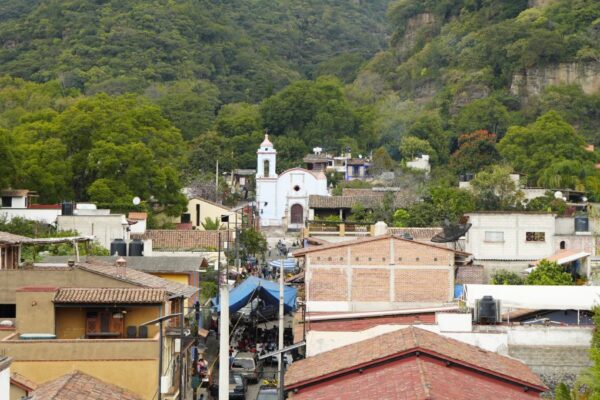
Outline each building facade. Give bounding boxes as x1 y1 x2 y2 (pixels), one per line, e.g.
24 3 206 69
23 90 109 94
256 135 328 229
293 235 466 312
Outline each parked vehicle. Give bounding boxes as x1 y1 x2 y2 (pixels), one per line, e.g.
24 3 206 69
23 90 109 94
231 352 260 383
229 373 246 399
256 385 278 400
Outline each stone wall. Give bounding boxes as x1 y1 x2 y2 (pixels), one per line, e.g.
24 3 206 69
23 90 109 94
455 265 485 284
508 345 591 390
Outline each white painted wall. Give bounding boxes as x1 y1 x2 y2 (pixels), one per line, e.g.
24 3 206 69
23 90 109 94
129 218 147 234
465 213 556 261
406 155 431 174
0 208 61 224
256 139 328 228
0 362 10 400
307 322 592 357
57 214 128 249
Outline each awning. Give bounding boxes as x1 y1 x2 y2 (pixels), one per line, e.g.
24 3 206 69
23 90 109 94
212 276 297 313
464 284 600 310
269 258 297 271
532 250 590 266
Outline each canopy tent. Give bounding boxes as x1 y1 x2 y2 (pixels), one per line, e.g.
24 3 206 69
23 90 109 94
464 284 600 310
212 276 297 314
268 258 298 271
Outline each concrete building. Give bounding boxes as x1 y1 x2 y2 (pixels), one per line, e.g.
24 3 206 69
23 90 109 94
179 197 241 230
127 212 147 234
293 234 469 312
0 189 61 225
465 211 596 279
406 154 431 175
256 135 328 229
0 259 197 399
57 213 128 250
286 326 547 399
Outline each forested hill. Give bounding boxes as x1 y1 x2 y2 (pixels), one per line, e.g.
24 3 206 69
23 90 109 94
0 0 390 103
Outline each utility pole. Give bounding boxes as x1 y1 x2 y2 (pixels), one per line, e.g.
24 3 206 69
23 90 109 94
218 229 229 400
215 159 219 202
179 295 185 400
278 253 285 400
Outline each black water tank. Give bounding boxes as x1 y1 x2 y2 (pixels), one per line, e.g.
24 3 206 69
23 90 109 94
61 202 74 216
110 239 127 256
478 296 497 324
575 216 589 232
128 239 144 257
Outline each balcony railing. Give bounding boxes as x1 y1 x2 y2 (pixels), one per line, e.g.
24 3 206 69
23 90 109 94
307 221 372 236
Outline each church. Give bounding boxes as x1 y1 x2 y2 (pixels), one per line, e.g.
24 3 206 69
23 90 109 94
255 135 328 230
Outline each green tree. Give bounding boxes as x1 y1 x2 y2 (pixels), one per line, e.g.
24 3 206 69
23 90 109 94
371 147 395 174
525 260 573 285
491 270 524 285
201 217 222 231
407 113 449 163
450 130 500 174
239 228 267 259
0 129 16 189
214 103 262 138
525 192 567 214
470 165 523 210
399 136 436 161
454 97 510 137
497 111 596 188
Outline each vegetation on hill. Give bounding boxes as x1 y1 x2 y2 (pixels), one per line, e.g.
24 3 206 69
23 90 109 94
1 0 600 219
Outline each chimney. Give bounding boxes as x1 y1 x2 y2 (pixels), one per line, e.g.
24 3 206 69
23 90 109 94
115 257 127 278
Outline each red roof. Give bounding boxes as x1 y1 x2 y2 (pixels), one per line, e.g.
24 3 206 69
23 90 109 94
29 370 141 400
53 287 166 304
307 313 436 332
285 327 546 396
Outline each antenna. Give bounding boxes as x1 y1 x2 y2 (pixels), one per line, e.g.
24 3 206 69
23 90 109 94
431 220 472 243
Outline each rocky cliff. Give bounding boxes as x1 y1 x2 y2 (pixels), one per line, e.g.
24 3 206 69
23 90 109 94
511 62 600 98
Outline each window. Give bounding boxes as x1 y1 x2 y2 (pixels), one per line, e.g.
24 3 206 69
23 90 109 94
526 232 545 242
560 241 566 250
0 304 16 318
484 231 504 242
1 197 12 208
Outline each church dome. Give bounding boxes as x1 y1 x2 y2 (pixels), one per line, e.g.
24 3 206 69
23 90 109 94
260 134 274 149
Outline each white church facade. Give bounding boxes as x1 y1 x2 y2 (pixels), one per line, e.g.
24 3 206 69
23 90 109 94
256 135 328 230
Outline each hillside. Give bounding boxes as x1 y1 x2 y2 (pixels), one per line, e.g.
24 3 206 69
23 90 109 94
351 0 600 156
0 0 391 103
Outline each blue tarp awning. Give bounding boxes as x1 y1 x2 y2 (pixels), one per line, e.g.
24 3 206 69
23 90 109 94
212 276 297 314
268 258 297 270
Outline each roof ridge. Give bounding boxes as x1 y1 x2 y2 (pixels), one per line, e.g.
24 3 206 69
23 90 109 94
55 370 80 396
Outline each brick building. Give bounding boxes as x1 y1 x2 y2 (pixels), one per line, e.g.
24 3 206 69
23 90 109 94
285 326 547 399
293 235 469 312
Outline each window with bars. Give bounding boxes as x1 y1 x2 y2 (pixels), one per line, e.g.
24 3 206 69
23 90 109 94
526 232 545 242
484 231 504 242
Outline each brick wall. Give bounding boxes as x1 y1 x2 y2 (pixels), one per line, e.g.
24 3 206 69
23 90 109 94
308 246 347 265
394 240 451 266
351 241 391 265
351 269 390 301
455 265 485 284
308 268 348 301
394 269 450 302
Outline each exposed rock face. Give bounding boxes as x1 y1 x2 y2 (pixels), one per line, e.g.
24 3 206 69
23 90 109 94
527 0 557 8
510 62 600 98
396 13 435 57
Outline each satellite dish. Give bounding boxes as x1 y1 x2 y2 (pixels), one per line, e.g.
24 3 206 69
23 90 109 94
132 196 141 205
431 219 472 243
554 191 563 200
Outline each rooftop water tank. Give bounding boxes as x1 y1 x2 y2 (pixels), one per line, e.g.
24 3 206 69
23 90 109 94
110 239 127 257
128 239 144 257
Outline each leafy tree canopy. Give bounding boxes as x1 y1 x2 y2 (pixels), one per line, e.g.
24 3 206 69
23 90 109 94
525 259 573 285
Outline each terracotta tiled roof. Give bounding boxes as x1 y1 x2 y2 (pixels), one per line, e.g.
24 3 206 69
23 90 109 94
285 326 546 391
76 261 197 298
11 372 38 391
303 154 332 163
310 191 415 210
346 158 369 165
127 212 148 220
131 229 227 250
30 370 141 400
387 227 443 241
0 231 32 244
0 189 30 197
292 234 469 256
54 287 166 304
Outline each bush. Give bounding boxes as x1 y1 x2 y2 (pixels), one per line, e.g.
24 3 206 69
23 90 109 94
525 260 573 285
491 269 524 285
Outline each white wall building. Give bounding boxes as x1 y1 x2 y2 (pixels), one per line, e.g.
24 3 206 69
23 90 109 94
0 189 61 224
255 135 328 230
57 214 128 250
0 357 10 400
406 154 431 175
